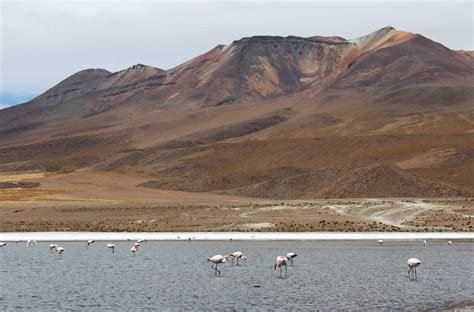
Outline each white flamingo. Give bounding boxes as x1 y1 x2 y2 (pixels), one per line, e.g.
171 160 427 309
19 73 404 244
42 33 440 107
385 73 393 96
229 251 247 266
448 241 453 246
274 255 288 278
287 252 297 266
423 240 427 246
207 255 228 275
87 240 95 248
378 240 384 246
407 258 421 280
107 244 116 253
49 244 58 253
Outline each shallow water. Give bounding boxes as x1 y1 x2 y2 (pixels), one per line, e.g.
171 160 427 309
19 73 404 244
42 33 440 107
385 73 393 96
1 241 473 310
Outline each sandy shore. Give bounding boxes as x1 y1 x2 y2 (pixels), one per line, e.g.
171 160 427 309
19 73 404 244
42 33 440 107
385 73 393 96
1 231 473 241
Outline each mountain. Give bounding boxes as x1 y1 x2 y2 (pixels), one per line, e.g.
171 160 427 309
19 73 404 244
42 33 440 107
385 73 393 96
0 27 473 199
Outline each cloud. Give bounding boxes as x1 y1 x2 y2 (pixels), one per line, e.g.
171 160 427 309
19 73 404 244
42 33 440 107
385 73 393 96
1 0 472 97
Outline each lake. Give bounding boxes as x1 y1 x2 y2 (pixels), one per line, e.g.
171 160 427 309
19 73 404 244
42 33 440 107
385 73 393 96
1 240 473 310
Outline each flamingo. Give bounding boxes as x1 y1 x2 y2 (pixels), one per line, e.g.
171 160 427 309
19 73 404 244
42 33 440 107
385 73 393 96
229 251 247 266
131 246 138 255
49 244 58 252
207 255 228 275
274 255 288 278
0 242 6 251
378 240 384 246
87 240 95 248
407 258 421 280
27 240 32 248
448 241 453 246
56 246 65 254
287 253 297 266
133 242 141 250
107 244 116 253
136 239 145 244
423 240 427 246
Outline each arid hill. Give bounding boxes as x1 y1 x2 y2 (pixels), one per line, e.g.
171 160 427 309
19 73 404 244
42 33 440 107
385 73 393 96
1 26 473 199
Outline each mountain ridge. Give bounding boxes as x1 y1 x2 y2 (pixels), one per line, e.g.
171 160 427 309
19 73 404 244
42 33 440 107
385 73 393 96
0 27 473 199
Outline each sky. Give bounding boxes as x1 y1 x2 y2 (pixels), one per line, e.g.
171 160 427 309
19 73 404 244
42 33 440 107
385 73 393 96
0 0 472 108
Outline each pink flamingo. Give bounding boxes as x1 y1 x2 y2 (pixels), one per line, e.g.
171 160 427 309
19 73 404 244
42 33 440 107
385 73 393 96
49 244 58 252
287 252 297 266
136 239 145 244
229 251 247 266
107 244 116 253
207 255 228 275
56 246 65 254
378 240 384 246
131 245 138 255
87 240 95 248
275 255 288 278
407 258 421 280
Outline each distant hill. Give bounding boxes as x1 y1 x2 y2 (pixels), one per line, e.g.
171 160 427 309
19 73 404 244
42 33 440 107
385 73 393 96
1 26 473 199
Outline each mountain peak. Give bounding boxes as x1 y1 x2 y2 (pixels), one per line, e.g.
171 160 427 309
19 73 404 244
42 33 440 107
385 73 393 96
61 68 111 85
379 26 396 31
127 63 163 71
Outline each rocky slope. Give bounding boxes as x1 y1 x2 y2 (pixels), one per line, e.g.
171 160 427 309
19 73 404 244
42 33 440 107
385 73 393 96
0 27 473 199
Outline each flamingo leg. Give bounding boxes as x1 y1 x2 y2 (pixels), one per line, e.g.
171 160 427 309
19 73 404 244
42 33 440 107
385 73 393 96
285 265 288 277
414 267 417 280
237 258 239 266
231 258 234 266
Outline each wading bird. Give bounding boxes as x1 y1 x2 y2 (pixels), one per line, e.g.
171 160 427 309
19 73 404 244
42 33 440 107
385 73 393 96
56 246 65 254
87 240 95 248
423 240 427 246
378 240 384 246
49 244 58 252
448 241 453 246
407 258 421 280
207 255 228 275
136 239 145 244
131 246 138 255
26 240 36 248
0 242 6 251
107 244 116 253
287 253 297 266
229 251 247 266
274 255 288 278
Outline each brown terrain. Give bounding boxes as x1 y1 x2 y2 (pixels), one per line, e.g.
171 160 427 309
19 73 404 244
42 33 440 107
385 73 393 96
0 27 473 231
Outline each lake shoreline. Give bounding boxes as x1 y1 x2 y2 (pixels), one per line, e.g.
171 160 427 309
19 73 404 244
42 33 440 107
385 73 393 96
1 231 473 241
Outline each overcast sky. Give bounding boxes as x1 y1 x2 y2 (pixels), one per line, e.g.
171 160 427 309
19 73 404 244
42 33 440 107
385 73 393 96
0 0 472 108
